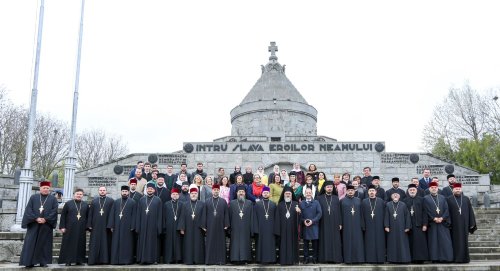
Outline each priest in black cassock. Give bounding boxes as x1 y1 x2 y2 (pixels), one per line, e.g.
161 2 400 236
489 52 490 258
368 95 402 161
58 188 89 266
406 178 425 198
441 174 456 198
229 185 254 264
177 186 206 265
340 185 365 264
87 186 114 265
108 185 137 265
252 186 277 264
317 181 342 263
163 188 183 264
19 181 59 268
384 192 411 264
361 185 386 264
403 183 428 263
128 178 143 203
423 181 453 263
371 176 387 201
204 184 230 265
385 177 406 202
178 181 190 203
446 183 477 263
155 173 171 203
274 186 301 265
135 182 163 264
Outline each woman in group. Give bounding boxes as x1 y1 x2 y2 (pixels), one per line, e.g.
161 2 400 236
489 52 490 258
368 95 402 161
302 174 318 200
249 174 266 200
317 172 327 193
193 174 211 201
256 166 269 186
342 172 351 185
307 164 319 185
219 176 231 204
268 165 280 184
333 174 346 200
269 174 284 204
286 172 303 201
280 169 289 185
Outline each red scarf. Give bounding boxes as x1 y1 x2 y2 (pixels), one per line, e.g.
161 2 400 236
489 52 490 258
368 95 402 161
252 182 264 197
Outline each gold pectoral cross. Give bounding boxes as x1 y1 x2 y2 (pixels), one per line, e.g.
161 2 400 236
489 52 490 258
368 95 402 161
436 207 440 215
371 211 375 219
77 213 81 220
39 206 44 213
99 208 104 216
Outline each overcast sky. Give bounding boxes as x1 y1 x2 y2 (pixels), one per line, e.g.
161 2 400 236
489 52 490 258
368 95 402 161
1 0 499 154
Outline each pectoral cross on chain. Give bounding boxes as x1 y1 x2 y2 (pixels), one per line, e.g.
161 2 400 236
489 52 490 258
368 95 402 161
410 208 414 216
436 207 440 214
265 214 269 220
393 213 398 220
119 212 123 220
191 213 195 220
351 206 355 216
77 213 81 220
239 211 244 219
39 206 44 213
99 208 104 216
371 211 375 219
145 208 149 215
328 207 331 215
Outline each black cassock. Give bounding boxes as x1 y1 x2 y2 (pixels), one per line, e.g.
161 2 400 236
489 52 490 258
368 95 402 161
135 195 163 264
203 197 230 264
87 196 114 265
163 200 183 263
402 196 428 262
58 199 89 264
384 201 411 263
19 194 58 267
317 194 342 263
129 191 143 203
252 199 277 264
447 194 477 263
177 199 206 264
274 200 300 265
155 186 171 204
229 199 253 262
361 197 385 263
340 196 365 263
423 194 453 262
108 197 137 265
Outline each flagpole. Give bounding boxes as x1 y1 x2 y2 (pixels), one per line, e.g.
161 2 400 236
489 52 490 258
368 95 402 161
11 0 45 231
63 0 86 203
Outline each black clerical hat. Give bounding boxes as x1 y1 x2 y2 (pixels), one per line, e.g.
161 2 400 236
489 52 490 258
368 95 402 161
372 176 380 180
157 173 165 179
392 177 400 182
236 185 246 193
447 174 455 180
121 185 130 191
346 185 355 190
146 182 155 189
407 184 417 189
367 184 376 190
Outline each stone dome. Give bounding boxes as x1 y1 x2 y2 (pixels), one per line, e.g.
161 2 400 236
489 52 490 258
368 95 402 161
230 42 318 139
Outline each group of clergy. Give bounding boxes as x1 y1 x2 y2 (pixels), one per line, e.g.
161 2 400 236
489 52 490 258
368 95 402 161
19 173 476 267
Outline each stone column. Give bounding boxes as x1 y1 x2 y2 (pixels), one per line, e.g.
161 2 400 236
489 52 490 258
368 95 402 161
10 169 33 232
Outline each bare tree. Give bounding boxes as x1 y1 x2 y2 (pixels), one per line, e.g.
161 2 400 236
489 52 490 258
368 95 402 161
0 87 28 174
32 114 69 179
75 129 128 170
423 83 498 157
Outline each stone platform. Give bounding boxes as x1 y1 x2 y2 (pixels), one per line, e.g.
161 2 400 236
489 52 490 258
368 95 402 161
0 262 500 271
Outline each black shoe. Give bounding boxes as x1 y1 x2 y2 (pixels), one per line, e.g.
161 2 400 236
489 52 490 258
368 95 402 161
75 262 83 266
39 264 48 267
65 263 71 266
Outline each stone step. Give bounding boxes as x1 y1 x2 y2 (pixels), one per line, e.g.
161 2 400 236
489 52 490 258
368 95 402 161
469 235 500 242
470 253 500 261
469 241 500 247
470 247 500 254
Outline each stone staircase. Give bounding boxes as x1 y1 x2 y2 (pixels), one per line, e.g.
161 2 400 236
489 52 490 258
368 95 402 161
5 208 500 264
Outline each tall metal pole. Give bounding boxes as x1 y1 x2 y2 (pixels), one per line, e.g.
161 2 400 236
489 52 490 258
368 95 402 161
63 0 85 203
12 0 45 231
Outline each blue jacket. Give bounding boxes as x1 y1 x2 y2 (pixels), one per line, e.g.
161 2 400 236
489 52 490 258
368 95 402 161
299 199 322 240
419 177 431 190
